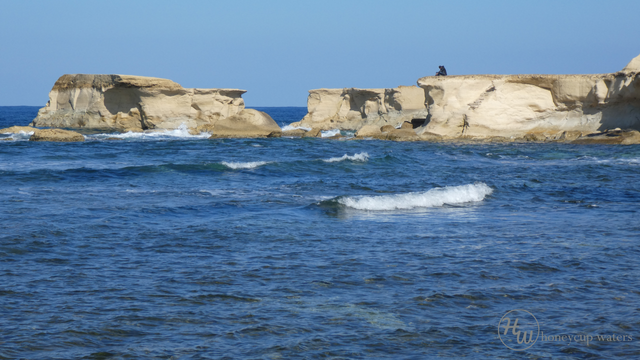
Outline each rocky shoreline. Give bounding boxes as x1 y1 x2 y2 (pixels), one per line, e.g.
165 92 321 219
288 54 640 144
1 54 639 144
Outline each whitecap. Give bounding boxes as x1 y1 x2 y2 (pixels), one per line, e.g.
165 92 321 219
282 124 312 132
221 161 270 169
338 183 493 210
323 152 369 163
2 131 34 141
87 123 210 140
321 129 341 138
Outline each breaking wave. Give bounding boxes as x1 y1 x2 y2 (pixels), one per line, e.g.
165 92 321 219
1 131 35 141
222 161 270 169
337 183 493 210
321 129 341 138
323 152 369 163
281 124 312 132
88 123 210 140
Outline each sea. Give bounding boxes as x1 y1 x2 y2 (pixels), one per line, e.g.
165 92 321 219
1 106 639 359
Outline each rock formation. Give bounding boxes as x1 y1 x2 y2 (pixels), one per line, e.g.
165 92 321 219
291 54 640 143
572 129 640 144
622 54 640 72
288 86 428 130
209 109 282 138
30 74 247 131
416 71 640 139
355 124 383 138
415 54 640 140
29 129 85 142
0 126 35 134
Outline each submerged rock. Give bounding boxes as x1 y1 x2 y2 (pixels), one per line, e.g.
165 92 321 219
29 129 84 142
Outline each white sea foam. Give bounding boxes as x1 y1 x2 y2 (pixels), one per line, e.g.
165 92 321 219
88 123 210 140
281 124 312 132
1 131 35 141
323 152 369 163
321 129 341 138
222 161 270 169
338 183 493 210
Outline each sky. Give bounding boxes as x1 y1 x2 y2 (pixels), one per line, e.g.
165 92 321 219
1 0 639 107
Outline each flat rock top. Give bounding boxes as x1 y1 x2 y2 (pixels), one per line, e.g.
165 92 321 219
418 73 615 83
52 74 184 91
51 74 246 93
307 87 421 95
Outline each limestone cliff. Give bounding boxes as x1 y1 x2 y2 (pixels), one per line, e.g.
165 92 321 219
30 74 246 131
289 86 428 130
417 57 640 139
291 54 640 141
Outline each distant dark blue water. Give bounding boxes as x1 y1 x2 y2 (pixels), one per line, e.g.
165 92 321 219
1 106 639 359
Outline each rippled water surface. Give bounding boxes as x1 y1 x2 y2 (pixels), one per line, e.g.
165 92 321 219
1 107 639 359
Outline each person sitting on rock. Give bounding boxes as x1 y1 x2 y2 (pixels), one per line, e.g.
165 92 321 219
435 65 447 76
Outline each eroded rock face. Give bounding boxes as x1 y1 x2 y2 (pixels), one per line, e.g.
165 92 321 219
417 66 640 139
30 74 246 131
209 109 281 138
292 54 640 142
289 86 428 130
29 129 84 142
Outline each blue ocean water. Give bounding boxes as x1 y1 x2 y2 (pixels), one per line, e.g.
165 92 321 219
1 106 639 359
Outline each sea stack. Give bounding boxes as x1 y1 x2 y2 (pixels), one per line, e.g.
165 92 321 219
30 74 247 131
416 57 640 139
290 54 640 141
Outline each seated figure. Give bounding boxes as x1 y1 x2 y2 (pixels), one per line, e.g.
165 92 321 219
435 65 447 76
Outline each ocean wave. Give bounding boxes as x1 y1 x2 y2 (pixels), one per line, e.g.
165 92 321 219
323 152 369 163
88 123 210 140
1 131 34 141
338 183 493 210
281 125 312 132
221 161 270 169
572 156 640 165
321 129 341 138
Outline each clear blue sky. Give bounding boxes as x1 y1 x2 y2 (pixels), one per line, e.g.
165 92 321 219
1 0 639 106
